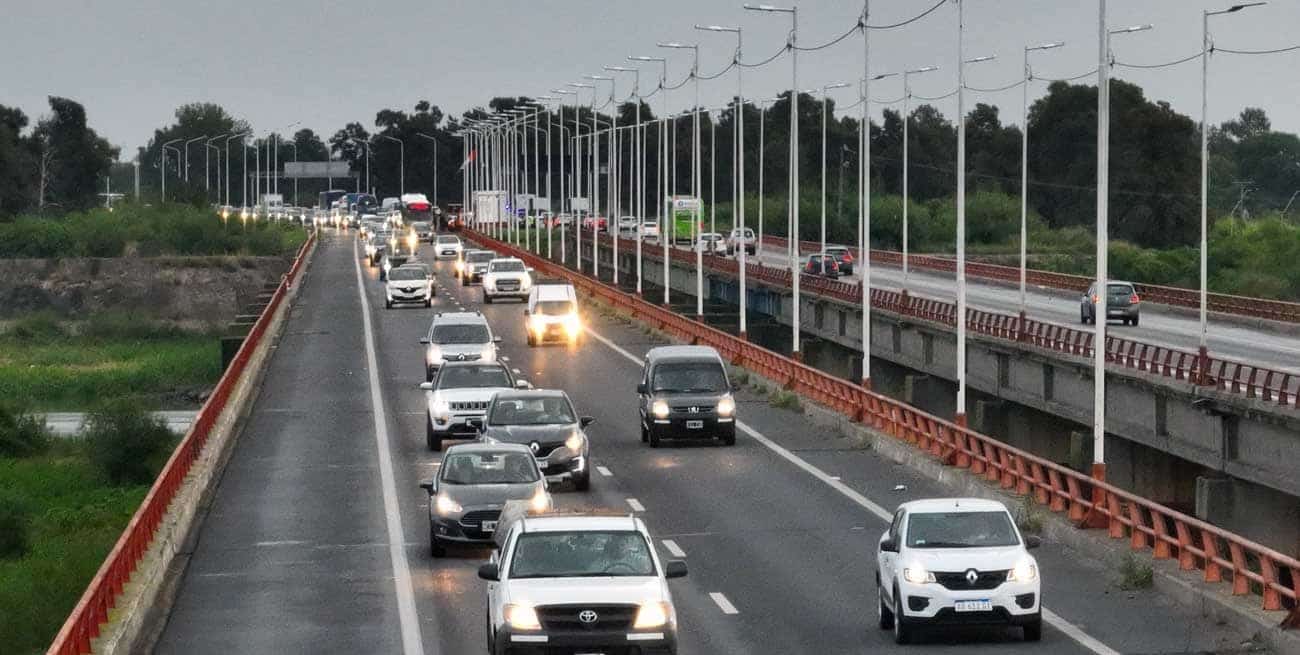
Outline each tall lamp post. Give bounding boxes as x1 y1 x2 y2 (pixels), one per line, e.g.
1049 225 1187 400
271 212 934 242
818 83 849 253
416 132 440 205
1019 42 1065 319
658 41 702 318
377 134 405 197
553 89 578 263
161 138 182 202
696 23 744 334
606 66 644 292
585 75 614 280
745 2 799 357
567 82 596 273
628 55 670 306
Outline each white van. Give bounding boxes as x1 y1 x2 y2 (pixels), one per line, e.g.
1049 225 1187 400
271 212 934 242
524 283 581 346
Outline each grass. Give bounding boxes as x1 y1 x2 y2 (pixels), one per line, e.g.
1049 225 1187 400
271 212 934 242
0 442 149 655
769 389 804 412
1016 495 1045 535
1116 553 1155 590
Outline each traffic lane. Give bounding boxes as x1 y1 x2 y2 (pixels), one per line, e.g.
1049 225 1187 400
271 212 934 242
415 258 757 655
456 279 1088 653
156 233 404 655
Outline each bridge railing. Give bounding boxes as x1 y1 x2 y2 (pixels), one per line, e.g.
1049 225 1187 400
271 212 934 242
45 233 316 655
471 227 1300 625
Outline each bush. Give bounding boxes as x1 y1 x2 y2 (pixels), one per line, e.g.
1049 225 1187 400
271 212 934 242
81 312 182 340
1116 553 1155 590
84 400 177 485
0 493 32 559
0 405 50 458
6 312 66 341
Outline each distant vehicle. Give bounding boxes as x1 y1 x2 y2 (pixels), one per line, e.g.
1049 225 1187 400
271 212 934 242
804 253 840 279
1081 281 1141 326
411 221 434 243
824 245 854 275
461 250 497 285
380 229 419 280
318 189 347 212
525 283 581 346
476 389 594 490
726 227 757 256
482 258 533 303
479 514 687 655
434 234 463 259
419 360 526 450
418 442 550 557
637 345 737 447
640 219 661 240
581 214 608 233
401 193 434 225
553 213 574 228
876 498 1043 643
696 232 726 254
421 311 501 380
617 216 639 235
385 264 434 309
381 197 402 212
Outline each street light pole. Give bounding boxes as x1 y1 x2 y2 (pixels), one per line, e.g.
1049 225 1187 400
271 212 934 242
608 66 643 291
659 41 702 317
184 136 207 183
376 134 405 197
630 55 670 306
161 138 182 202
697 23 745 333
819 83 849 253
1020 42 1065 319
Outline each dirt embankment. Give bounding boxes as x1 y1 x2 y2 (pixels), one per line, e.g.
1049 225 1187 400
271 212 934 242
0 256 291 328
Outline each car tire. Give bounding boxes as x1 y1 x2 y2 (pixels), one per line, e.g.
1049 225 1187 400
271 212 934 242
462 276 469 286
648 427 661 448
483 292 492 304
574 470 591 491
877 582 894 630
892 586 913 644
426 418 442 452
721 429 736 446
385 299 393 309
425 298 433 308
1023 616 1043 642
1131 315 1140 327
430 533 446 558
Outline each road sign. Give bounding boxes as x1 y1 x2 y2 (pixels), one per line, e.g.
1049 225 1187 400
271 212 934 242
284 161 352 179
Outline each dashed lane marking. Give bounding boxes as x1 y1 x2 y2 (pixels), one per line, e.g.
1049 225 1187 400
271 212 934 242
626 498 645 512
596 465 613 477
662 539 686 558
709 592 739 615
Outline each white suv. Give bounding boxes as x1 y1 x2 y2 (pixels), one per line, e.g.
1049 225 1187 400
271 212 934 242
479 514 686 655
421 312 501 381
482 258 532 303
876 498 1042 644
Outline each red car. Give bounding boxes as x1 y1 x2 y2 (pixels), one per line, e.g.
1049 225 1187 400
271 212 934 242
804 253 840 279
581 215 608 232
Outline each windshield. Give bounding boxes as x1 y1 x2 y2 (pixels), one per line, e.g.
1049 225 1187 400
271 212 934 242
388 268 425 282
906 511 1019 549
441 451 539 485
468 253 495 263
510 531 656 579
437 236 460 244
430 324 490 344
412 222 431 230
535 300 575 316
826 248 848 256
489 395 576 426
652 362 727 393
437 365 512 389
490 261 526 272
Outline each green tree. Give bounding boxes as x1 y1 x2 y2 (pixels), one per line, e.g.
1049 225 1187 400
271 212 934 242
31 97 118 212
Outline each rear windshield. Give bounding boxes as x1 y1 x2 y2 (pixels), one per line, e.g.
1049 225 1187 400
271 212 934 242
412 222 431 230
652 361 728 393
1107 284 1134 295
430 324 490 344
826 247 849 255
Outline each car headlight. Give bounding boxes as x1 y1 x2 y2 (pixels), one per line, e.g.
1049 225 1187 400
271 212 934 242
455 261 464 272
427 345 442 363
633 601 671 629
434 493 462 516
652 400 670 419
529 487 551 513
431 399 450 419
528 315 545 334
1007 558 1038 582
520 276 531 290
903 564 935 584
563 313 582 335
564 431 585 452
505 604 541 631
716 395 736 417
480 345 495 360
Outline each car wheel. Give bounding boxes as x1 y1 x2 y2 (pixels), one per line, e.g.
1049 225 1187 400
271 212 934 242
426 419 442 451
385 299 393 309
1023 616 1043 642
721 429 736 446
430 531 446 558
1131 315 1140 327
483 292 492 304
892 586 912 644
877 582 894 630
574 470 591 491
648 427 661 449
425 299 433 308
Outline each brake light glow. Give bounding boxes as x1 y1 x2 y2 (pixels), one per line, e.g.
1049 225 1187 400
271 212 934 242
1129 293 1140 304
842 252 853 262
408 202 430 211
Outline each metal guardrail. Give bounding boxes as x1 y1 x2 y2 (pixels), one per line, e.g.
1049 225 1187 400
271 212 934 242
472 228 1300 625
45 233 315 655
760 234 1300 324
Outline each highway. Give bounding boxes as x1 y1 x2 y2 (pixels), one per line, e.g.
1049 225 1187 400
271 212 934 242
154 230 1270 654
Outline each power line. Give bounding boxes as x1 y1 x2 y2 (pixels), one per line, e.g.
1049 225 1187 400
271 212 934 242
792 22 862 52
965 80 1026 94
1216 44 1300 55
867 0 948 30
1113 50 1205 70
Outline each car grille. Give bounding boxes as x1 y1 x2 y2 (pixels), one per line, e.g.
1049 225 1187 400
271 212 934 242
459 509 501 530
439 353 481 363
450 400 489 411
933 569 1008 591
671 405 713 414
537 604 638 632
497 280 520 291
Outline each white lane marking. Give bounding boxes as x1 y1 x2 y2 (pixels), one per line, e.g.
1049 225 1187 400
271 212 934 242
585 325 1120 655
353 245 429 655
709 592 739 615
626 498 645 512
662 539 686 558
596 465 613 477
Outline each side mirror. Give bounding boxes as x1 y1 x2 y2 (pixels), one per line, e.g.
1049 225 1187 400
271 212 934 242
515 380 531 390
478 563 500 581
1024 535 1042 550
467 418 484 431
419 480 436 493
880 538 899 554
664 560 688 579
419 337 430 344
493 336 503 343
579 416 595 428
523 309 531 316
636 383 647 394
526 267 535 274
419 382 433 391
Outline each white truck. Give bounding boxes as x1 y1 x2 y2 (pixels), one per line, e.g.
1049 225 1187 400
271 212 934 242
260 194 284 219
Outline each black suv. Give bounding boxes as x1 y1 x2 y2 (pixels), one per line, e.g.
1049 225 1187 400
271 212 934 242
637 346 737 447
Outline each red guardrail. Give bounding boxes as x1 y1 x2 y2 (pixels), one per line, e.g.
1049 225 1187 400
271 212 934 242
581 231 1299 408
760 234 1300 324
46 232 316 655
469 228 1300 625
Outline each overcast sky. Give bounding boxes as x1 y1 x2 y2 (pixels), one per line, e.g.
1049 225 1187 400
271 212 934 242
5 0 1299 155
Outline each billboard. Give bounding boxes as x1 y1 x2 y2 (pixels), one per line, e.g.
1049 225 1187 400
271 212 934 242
669 196 701 244
284 161 353 179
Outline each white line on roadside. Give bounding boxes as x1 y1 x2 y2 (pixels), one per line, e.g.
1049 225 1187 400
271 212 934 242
353 244 429 655
662 539 686 558
709 592 739 615
626 498 645 512
596 465 613 477
584 325 1120 655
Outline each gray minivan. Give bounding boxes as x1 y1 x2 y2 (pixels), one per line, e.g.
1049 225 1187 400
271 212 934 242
636 346 738 447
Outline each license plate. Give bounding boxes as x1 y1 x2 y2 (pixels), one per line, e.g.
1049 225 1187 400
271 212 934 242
481 520 497 533
954 600 992 612
686 420 704 429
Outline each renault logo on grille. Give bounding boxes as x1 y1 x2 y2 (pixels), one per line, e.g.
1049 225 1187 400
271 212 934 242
689 406 699 413
529 442 540 454
578 610 598 624
965 569 979 585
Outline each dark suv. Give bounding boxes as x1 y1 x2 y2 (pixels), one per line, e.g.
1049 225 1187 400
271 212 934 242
637 346 737 447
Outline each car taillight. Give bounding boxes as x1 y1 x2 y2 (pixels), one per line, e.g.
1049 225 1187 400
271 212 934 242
829 261 839 270
408 202 430 211
843 252 853 262
1129 293 1140 304
1091 294 1100 304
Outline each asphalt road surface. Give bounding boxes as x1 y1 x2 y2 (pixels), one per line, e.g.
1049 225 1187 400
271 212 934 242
154 230 1269 655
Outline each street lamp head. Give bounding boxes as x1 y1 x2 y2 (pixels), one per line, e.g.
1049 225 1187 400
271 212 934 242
1028 41 1065 51
628 55 666 62
1224 2 1267 13
568 82 594 89
657 42 696 50
824 82 850 91
585 74 613 80
1109 24 1153 34
744 4 794 13
603 66 635 72
552 88 576 94
695 24 740 32
908 65 940 75
871 72 900 81
964 54 998 64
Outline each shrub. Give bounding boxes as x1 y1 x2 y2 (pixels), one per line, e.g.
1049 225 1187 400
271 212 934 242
81 312 182 340
1015 495 1045 535
1116 553 1155 590
770 389 804 412
0 493 31 559
6 312 66 341
84 400 177 486
0 405 50 458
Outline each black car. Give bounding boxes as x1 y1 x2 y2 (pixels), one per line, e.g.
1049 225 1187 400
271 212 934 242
637 346 737 447
474 389 594 491
418 442 550 557
824 246 855 275
804 253 840 279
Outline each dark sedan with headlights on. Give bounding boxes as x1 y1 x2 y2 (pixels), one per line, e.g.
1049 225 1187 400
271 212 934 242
418 442 552 557
472 389 594 491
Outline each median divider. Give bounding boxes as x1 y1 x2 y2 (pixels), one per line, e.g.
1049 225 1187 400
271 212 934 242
45 232 317 655
467 227 1300 628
